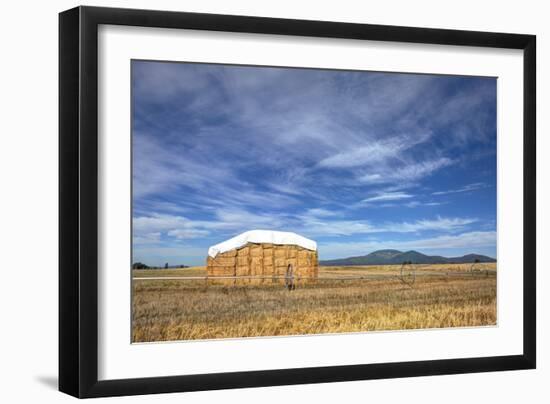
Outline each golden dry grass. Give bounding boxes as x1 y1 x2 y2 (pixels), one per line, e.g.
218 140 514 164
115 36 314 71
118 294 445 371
320 262 496 276
133 266 206 278
132 264 496 342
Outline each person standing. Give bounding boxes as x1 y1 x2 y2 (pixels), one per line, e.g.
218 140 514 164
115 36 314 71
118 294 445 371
285 264 295 291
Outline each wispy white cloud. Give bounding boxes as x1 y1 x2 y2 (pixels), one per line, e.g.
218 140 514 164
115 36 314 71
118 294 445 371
432 182 487 196
297 218 378 237
167 229 210 239
133 132 301 212
213 208 288 230
362 192 414 203
297 210 475 238
133 214 192 234
133 232 161 245
305 208 341 217
383 216 475 233
133 210 476 244
359 157 454 185
404 201 443 208
358 200 443 209
133 209 292 243
318 133 430 169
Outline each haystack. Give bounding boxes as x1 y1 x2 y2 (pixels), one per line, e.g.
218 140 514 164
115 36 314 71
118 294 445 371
206 230 318 284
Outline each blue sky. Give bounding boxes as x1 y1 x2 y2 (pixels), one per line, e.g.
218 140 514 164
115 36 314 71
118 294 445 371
132 60 497 266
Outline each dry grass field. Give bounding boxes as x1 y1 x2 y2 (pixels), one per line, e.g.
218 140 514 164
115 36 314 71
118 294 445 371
132 263 496 342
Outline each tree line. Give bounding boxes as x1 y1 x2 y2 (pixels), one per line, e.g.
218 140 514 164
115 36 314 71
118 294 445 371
132 262 189 270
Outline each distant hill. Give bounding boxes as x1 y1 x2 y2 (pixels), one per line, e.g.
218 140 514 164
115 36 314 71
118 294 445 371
319 250 496 266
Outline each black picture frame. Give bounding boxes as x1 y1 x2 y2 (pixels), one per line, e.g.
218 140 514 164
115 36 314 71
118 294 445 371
59 5 536 398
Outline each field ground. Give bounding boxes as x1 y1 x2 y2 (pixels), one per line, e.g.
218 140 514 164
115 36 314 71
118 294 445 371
132 263 496 342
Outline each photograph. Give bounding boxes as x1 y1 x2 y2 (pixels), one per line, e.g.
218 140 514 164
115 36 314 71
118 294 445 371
131 60 497 343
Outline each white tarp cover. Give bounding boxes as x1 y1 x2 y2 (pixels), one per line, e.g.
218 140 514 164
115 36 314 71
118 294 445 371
208 230 317 258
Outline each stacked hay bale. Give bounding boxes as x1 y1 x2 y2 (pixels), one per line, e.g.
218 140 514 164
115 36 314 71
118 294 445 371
206 231 318 286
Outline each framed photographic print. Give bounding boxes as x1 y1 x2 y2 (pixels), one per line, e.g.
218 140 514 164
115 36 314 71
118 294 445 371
59 6 536 398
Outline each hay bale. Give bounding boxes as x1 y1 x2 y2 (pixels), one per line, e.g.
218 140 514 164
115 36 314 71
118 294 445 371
210 257 236 266
206 241 318 282
224 249 237 257
250 245 263 257
209 266 235 276
238 246 250 256
274 258 287 267
236 265 249 276
251 263 263 276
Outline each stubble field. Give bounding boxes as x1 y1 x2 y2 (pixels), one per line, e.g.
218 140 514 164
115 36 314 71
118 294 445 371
132 263 496 342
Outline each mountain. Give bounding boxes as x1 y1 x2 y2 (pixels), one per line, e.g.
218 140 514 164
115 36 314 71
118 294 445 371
319 250 496 266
